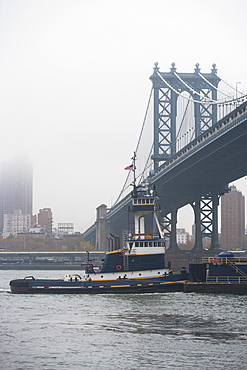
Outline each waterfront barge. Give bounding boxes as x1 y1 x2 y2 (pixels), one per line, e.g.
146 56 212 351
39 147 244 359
184 252 247 295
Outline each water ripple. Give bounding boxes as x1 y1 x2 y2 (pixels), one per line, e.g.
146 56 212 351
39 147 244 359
1 271 247 369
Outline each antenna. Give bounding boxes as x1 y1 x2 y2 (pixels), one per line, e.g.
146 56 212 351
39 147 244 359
131 151 137 184
131 152 137 196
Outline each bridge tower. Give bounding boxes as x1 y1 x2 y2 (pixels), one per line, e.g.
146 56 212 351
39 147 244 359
150 62 220 171
150 63 221 251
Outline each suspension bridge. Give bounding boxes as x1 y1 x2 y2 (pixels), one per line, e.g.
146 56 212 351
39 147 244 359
83 62 247 256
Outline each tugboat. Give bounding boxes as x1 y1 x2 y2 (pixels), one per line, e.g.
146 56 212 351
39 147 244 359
9 157 188 294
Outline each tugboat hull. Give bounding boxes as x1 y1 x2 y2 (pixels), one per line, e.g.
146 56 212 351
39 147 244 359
10 274 188 294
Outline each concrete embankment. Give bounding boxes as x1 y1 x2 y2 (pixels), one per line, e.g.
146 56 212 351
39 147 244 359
0 264 87 270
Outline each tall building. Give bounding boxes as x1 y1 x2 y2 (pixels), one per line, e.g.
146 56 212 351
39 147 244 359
0 154 33 234
221 185 245 250
38 208 53 236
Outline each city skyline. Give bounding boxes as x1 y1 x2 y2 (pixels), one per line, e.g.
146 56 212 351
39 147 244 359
0 153 246 236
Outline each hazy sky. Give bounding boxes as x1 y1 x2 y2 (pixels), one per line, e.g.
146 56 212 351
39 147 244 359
1 0 247 233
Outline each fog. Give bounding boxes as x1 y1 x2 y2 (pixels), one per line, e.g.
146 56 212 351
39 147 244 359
0 0 247 233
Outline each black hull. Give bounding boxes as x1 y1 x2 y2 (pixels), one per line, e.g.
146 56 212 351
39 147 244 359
10 275 188 294
184 282 247 295
10 283 185 294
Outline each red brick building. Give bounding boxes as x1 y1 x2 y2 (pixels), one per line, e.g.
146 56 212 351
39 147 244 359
38 208 53 236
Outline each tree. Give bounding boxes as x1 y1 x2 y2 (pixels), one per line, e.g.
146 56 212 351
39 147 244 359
4 234 94 252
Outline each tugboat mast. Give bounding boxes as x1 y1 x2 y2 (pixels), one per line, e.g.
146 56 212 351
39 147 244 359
127 152 164 239
131 151 137 196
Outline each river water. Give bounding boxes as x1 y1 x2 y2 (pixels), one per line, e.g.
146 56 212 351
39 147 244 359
1 269 247 369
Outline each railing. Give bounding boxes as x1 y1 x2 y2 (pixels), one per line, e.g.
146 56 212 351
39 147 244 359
226 259 247 279
203 256 247 283
202 257 247 264
152 101 247 182
206 276 247 284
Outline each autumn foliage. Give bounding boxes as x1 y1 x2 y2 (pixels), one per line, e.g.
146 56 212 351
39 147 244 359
0 234 95 252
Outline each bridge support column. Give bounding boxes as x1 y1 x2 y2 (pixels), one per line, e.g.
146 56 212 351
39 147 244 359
192 199 203 251
192 193 221 251
167 204 180 251
209 193 221 251
96 204 108 251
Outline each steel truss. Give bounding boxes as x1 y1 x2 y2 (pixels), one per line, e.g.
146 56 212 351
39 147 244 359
150 62 220 171
186 191 220 251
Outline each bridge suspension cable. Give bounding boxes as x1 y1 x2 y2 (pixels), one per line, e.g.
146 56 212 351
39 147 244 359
176 98 191 141
218 75 246 96
136 144 153 185
173 71 215 102
198 72 233 99
135 87 153 153
114 68 247 206
113 87 153 205
156 71 247 105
